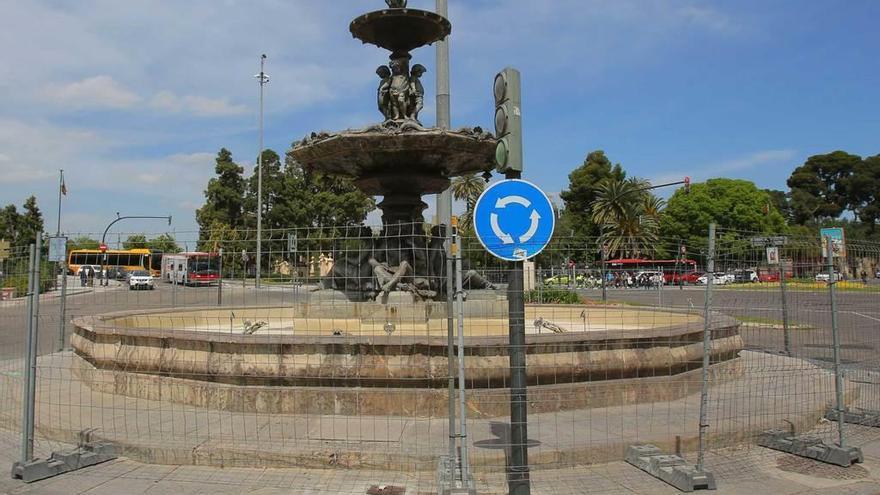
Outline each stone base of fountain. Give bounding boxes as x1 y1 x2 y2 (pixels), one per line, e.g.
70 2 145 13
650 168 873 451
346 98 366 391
70 303 742 417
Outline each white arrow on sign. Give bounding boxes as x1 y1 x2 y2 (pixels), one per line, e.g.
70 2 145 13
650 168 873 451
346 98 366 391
490 213 514 244
490 195 542 245
495 195 531 209
519 210 541 243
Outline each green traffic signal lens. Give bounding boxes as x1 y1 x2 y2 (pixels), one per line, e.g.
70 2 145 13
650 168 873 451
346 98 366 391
493 73 506 105
495 139 508 168
494 106 508 136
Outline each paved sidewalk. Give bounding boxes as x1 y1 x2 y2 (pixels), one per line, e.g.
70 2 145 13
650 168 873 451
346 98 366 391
0 351 853 472
2 430 880 494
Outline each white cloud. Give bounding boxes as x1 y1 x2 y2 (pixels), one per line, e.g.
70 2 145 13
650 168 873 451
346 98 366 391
150 91 248 117
0 118 105 185
39 75 141 109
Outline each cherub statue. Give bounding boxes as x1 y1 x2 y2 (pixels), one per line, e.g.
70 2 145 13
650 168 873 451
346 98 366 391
388 59 410 120
407 64 426 121
376 65 392 120
385 0 407 7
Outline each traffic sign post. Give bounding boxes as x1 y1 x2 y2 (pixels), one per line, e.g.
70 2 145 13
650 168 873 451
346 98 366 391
474 175 554 494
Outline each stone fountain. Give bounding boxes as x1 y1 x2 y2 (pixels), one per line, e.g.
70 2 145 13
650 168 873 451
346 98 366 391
291 0 496 302
61 1 751 472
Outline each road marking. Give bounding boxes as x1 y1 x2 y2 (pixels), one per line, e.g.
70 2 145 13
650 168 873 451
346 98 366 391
849 311 880 323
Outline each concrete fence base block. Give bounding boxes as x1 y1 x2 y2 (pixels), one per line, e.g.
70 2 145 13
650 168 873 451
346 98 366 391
757 429 863 467
625 444 716 492
826 407 880 428
11 442 117 483
436 455 476 495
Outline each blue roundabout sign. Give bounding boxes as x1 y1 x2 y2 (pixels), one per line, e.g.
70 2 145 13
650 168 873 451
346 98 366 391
473 179 555 261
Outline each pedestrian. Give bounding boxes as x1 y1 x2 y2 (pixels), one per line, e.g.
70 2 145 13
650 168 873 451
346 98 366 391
80 267 87 287
862 271 868 284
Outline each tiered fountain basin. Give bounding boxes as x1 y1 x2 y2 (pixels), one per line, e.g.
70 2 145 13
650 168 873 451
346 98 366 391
70 302 742 418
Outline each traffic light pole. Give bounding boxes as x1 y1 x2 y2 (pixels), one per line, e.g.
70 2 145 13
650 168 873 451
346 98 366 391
505 168 530 494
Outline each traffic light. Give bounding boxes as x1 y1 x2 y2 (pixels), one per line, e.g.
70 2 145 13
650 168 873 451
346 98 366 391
684 176 691 194
493 67 522 174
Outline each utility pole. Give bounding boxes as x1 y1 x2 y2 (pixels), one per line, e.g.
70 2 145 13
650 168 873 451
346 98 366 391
495 67 529 494
56 170 68 351
435 0 458 470
255 54 269 289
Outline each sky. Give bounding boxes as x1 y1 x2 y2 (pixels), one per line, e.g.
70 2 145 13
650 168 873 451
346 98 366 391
1 0 878 239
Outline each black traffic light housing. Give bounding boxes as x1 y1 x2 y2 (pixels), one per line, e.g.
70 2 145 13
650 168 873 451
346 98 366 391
494 67 523 174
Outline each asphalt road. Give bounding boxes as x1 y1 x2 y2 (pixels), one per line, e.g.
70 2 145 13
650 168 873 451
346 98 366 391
1 278 878 371
578 285 880 370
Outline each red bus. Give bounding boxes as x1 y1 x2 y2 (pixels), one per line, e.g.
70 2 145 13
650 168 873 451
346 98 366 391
604 258 700 284
161 252 220 286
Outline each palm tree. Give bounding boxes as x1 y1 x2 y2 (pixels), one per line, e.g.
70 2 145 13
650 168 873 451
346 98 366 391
451 174 486 229
591 177 663 258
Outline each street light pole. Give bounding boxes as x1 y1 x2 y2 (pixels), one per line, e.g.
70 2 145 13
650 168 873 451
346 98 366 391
255 54 269 289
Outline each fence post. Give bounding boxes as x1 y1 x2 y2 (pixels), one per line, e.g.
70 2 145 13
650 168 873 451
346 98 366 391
697 223 715 471
452 217 470 483
21 233 42 464
826 236 846 448
446 226 457 464
779 259 791 355
217 248 223 306
57 257 68 352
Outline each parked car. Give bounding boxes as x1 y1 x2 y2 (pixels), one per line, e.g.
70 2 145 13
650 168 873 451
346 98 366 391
543 274 584 286
758 272 780 283
733 269 759 283
815 272 840 283
128 270 154 290
697 273 729 285
664 271 704 285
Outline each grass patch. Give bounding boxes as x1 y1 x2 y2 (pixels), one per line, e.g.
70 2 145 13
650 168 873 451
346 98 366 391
719 281 876 293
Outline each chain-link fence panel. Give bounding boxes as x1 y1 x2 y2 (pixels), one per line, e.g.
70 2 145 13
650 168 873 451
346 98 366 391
3 225 880 492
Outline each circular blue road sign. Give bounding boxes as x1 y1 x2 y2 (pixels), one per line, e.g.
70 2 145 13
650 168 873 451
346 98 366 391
473 179 555 261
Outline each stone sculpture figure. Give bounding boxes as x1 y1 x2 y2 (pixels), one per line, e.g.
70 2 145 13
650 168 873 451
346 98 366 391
408 64 426 121
376 65 392 120
388 59 410 120
385 0 407 7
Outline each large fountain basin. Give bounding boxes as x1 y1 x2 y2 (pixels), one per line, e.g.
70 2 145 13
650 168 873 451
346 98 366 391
71 303 740 389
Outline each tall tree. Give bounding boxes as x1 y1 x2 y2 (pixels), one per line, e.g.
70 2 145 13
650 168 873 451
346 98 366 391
559 150 626 240
147 233 181 253
243 149 285 231
662 178 786 244
764 189 792 223
196 148 246 233
279 148 374 228
15 196 43 246
122 234 148 249
451 174 486 229
849 154 880 232
0 205 20 243
591 177 663 258
787 151 860 224
68 236 100 251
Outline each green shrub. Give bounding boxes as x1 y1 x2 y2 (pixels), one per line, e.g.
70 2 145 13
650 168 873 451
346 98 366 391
526 288 581 304
2 274 54 298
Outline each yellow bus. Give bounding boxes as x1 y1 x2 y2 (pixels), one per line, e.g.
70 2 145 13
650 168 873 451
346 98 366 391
67 248 152 275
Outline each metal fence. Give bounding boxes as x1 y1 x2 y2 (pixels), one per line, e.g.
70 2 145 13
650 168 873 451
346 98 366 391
2 224 879 493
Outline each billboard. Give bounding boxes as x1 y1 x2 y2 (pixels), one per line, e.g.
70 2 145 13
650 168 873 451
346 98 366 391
820 227 845 258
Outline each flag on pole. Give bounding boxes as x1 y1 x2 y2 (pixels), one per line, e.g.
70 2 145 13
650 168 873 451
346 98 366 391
60 172 67 196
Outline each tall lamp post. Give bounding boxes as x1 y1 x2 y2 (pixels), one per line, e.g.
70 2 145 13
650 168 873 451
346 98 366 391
254 54 269 288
